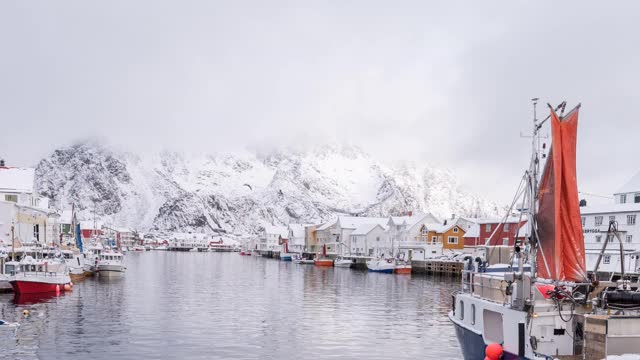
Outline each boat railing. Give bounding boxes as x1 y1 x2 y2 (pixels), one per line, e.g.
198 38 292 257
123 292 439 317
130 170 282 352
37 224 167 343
460 270 510 303
12 270 68 278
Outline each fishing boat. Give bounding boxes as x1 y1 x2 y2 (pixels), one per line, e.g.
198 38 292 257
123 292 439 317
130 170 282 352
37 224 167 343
96 250 125 277
314 244 334 267
132 245 145 252
9 256 71 294
366 257 395 273
60 249 86 281
449 101 640 359
334 256 354 268
394 259 412 274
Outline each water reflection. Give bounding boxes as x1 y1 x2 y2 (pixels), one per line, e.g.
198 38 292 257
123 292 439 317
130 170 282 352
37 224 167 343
0 252 461 359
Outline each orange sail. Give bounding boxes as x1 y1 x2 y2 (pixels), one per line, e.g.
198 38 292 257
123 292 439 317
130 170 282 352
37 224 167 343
536 105 587 282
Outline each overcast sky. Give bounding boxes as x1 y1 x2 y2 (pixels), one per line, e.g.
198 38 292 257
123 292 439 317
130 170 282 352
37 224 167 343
1 1 639 204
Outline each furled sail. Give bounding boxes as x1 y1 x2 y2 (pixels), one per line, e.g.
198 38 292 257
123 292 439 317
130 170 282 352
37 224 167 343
536 105 587 282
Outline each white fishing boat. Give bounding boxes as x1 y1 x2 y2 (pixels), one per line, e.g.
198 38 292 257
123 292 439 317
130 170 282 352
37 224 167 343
96 250 125 277
449 101 640 359
366 257 395 273
334 256 354 268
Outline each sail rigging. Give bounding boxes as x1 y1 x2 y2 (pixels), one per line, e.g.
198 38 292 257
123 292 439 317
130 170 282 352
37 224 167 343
535 104 587 282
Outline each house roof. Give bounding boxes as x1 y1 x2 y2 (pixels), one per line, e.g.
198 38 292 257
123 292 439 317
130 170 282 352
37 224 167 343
463 224 480 238
265 225 289 238
472 216 524 225
316 220 336 231
0 167 35 193
288 223 309 238
338 216 387 229
580 203 640 215
351 223 385 236
615 171 640 194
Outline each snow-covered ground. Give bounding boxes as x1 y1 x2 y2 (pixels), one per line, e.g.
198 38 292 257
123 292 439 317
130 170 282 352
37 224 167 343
35 141 500 234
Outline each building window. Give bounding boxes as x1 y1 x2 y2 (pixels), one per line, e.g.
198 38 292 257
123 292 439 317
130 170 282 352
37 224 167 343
627 235 633 243
628 215 637 225
485 224 491 232
447 236 458 244
581 217 586 226
596 235 602 243
595 216 603 226
636 193 640 203
432 236 437 244
607 235 614 243
502 238 509 246
609 216 616 223
603 255 611 265
376 237 380 242
453 227 459 233
504 223 510 231
421 227 429 235
459 301 464 320
621 194 627 203
4 194 17 203
33 224 39 241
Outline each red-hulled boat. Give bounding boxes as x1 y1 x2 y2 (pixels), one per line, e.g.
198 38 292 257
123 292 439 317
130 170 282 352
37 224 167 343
9 256 71 294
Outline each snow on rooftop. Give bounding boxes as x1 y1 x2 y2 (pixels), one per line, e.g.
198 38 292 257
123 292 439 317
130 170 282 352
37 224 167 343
288 223 309 238
264 225 289 238
615 170 640 195
351 223 385 236
580 202 640 215
0 167 35 193
463 224 480 238
472 216 524 224
338 216 387 229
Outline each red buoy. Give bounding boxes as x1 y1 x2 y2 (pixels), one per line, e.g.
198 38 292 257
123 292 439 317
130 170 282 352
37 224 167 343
485 343 503 360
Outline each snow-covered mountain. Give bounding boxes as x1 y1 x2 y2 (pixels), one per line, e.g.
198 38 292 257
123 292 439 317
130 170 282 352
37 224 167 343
35 142 500 234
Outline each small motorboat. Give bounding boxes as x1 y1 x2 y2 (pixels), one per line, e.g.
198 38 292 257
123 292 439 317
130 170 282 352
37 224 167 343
334 256 354 268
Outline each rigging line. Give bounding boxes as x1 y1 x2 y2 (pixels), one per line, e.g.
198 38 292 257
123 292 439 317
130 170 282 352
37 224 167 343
578 191 613 199
485 173 527 261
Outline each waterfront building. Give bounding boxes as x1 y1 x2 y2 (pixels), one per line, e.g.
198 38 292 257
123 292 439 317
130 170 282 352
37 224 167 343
581 171 640 273
349 223 386 256
286 224 308 254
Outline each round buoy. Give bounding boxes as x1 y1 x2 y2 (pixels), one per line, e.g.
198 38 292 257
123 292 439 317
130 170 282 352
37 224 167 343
23 309 29 316
64 284 71 291
56 284 60 295
485 343 503 360
69 282 74 287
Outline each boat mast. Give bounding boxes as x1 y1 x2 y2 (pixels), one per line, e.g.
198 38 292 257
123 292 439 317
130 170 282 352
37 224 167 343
529 98 541 278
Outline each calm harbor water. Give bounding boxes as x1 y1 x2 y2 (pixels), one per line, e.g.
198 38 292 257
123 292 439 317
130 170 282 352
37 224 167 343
0 252 462 359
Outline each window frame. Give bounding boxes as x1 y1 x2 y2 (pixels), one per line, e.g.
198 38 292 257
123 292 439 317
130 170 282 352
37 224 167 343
595 216 603 226
447 236 459 245
603 255 611 265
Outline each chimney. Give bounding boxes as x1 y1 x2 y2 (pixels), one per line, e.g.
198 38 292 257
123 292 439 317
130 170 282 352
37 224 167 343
579 199 587 207
443 219 448 226
407 210 413 216
451 213 455 220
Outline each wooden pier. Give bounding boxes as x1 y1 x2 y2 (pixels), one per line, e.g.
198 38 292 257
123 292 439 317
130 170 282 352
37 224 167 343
411 259 464 275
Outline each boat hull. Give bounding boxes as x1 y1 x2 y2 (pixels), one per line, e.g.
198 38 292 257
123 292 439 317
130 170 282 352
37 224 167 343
395 266 412 274
449 311 520 360
368 268 394 273
314 259 334 267
334 261 352 268
10 279 70 294
280 255 293 261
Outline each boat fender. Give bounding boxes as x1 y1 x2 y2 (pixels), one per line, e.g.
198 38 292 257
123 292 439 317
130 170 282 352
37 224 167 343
23 310 29 317
485 343 503 360
386 259 393 264
64 284 72 291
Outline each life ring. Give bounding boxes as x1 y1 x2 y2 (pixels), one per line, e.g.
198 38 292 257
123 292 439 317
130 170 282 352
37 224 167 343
386 259 393 264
